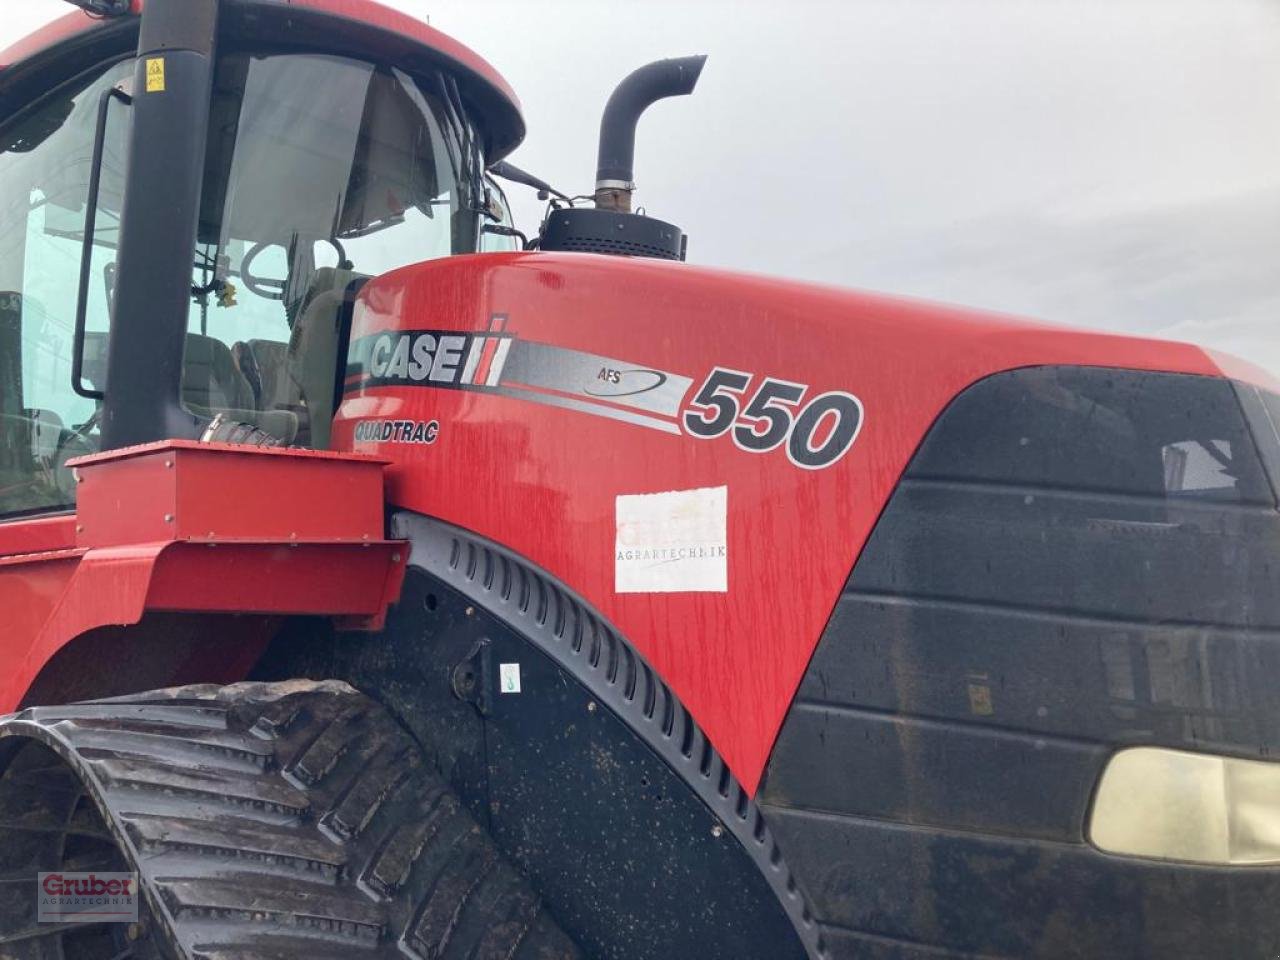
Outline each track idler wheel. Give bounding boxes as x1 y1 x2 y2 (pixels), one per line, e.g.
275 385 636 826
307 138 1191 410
0 681 581 960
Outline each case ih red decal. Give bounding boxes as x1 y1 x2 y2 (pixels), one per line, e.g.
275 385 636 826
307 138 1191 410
347 325 863 469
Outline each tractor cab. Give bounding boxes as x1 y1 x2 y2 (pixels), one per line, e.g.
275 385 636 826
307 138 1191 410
0 0 522 516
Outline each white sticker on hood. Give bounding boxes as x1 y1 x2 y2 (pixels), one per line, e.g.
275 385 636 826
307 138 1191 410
615 486 727 593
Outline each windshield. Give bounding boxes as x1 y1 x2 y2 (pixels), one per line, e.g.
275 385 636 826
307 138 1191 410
185 52 482 447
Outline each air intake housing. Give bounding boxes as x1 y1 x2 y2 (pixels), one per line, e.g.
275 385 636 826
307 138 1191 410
540 208 686 261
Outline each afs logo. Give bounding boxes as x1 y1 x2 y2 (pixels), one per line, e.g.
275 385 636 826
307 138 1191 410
585 366 669 398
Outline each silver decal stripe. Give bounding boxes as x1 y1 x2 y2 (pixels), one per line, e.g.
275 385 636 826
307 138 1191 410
500 341 693 417
494 386 682 435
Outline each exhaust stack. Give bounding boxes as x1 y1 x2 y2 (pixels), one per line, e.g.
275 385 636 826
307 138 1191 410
539 55 707 262
594 55 707 214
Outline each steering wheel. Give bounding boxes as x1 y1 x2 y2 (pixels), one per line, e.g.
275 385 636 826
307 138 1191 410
241 238 354 301
240 241 288 300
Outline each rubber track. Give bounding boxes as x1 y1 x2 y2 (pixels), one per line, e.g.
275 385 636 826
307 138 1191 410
0 681 581 960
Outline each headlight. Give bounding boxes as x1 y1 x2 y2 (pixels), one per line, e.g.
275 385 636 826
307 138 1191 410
1090 747 1280 865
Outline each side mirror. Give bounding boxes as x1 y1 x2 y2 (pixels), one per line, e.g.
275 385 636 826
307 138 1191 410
482 184 505 223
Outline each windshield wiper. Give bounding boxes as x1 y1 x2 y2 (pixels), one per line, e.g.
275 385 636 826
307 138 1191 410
440 74 484 217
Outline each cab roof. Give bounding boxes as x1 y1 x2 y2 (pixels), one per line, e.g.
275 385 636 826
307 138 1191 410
0 0 525 161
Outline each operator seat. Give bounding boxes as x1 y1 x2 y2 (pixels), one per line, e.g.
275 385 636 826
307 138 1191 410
238 339 290 410
183 333 256 413
283 266 364 449
183 333 297 442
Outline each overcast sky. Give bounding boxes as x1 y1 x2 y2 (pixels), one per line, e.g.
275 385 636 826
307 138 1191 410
6 0 1279 370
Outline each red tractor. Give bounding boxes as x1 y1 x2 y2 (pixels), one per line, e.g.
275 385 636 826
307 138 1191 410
1 1 1278 958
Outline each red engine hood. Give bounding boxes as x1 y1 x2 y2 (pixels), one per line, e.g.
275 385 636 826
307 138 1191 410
333 251 1261 792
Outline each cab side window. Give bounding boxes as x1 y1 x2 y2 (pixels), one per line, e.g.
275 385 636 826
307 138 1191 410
0 60 131 517
480 177 519 252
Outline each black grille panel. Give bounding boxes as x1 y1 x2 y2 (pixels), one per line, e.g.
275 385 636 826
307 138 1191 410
761 366 1280 959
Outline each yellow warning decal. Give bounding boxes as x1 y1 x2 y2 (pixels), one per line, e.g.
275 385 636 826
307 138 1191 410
145 57 165 93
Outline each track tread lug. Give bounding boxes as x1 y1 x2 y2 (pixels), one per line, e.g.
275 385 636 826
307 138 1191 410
158 875 384 941
364 786 453 898
124 813 346 880
89 756 310 816
324 745 417 841
23 703 229 730
190 941 376 960
407 830 497 960
55 722 276 770
464 871 542 960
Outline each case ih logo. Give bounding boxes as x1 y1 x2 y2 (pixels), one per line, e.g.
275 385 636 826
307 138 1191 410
346 330 513 391
38 872 139 923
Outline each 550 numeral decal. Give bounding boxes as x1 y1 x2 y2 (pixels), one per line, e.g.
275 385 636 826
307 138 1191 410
682 368 864 470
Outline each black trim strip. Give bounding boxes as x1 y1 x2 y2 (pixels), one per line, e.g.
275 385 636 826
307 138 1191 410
901 475 1280 515
843 588 1280 635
